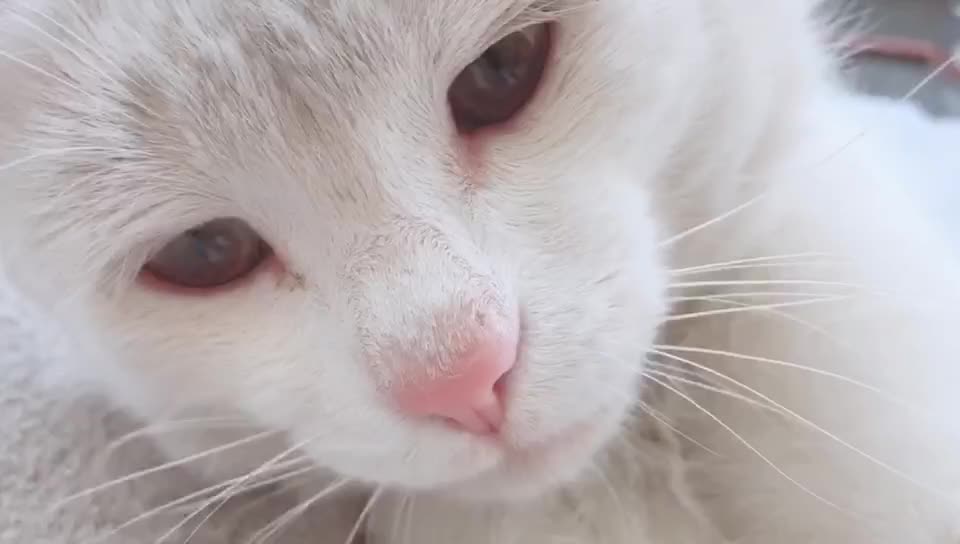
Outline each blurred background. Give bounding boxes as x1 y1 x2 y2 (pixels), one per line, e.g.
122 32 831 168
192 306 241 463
842 0 960 116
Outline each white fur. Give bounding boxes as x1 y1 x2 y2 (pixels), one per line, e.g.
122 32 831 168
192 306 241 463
1 0 960 542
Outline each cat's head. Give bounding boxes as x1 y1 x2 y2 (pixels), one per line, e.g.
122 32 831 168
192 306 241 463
0 0 824 501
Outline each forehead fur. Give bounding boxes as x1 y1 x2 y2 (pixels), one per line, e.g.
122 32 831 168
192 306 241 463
22 0 586 132
2 0 591 289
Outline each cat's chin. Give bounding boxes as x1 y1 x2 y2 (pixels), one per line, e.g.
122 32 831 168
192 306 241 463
435 407 623 503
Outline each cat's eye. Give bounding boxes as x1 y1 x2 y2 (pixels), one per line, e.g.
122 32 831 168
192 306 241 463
448 23 551 133
144 218 270 289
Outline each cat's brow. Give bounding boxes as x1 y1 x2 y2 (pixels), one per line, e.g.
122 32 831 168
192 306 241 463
478 0 593 42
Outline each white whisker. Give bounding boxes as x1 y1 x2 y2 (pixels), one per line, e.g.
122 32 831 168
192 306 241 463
169 435 341 544
84 459 312 544
96 417 256 467
658 48 955 254
645 359 728 393
643 368 784 417
669 291 842 302
343 487 384 544
389 495 412 543
53 429 280 510
671 261 841 276
658 192 767 249
634 398 721 457
688 296 888 387
665 295 851 322
642 372 853 516
675 295 853 352
246 478 353 544
225 470 318 526
403 496 416 544
650 348 955 504
592 464 630 536
670 252 838 275
652 344 913 410
900 53 960 102
668 279 862 290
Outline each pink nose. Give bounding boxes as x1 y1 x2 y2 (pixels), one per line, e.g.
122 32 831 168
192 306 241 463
393 333 518 435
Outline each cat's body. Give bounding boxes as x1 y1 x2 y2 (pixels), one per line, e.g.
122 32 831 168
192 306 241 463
1 0 960 542
366 95 960 543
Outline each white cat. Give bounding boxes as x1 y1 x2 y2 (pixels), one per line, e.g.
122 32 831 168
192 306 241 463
1 0 960 542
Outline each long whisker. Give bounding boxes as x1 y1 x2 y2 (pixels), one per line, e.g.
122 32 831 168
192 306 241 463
343 487 384 544
84 459 313 544
96 417 257 467
669 252 839 275
53 429 280 510
678 294 844 345
646 358 714 378
669 291 843 302
668 279 863 290
225 470 318 526
789 51 959 175
583 352 719 454
643 368 785 417
634 398 721 457
246 478 353 544
647 355 770 405
671 261 842 276
170 436 335 544
900 52 960 102
403 496 416 544
592 463 630 536
652 344 914 411
389 495 412 544
641 372 853 516
650 348 955 504
658 191 768 249
659 42 954 251
665 295 851 322
645 358 730 396
679 296 887 386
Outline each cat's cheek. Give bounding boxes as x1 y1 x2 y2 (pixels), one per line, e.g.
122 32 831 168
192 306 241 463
135 255 289 298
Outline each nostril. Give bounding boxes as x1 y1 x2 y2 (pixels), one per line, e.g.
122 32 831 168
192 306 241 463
391 327 519 435
493 369 511 400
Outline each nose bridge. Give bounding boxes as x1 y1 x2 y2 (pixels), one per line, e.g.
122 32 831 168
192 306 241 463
347 218 511 386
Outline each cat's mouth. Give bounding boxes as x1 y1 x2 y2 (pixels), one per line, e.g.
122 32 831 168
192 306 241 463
503 419 599 464
442 410 615 501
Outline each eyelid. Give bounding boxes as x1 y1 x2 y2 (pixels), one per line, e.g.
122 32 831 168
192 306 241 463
140 218 274 291
476 0 566 53
138 249 281 297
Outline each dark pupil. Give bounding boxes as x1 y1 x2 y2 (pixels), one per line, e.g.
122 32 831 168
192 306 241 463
472 35 530 94
147 218 263 288
448 26 548 132
184 227 233 266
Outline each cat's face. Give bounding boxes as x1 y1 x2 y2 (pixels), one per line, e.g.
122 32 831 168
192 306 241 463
0 0 814 500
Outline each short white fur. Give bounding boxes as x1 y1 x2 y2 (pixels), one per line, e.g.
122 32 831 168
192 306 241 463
1 0 960 542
